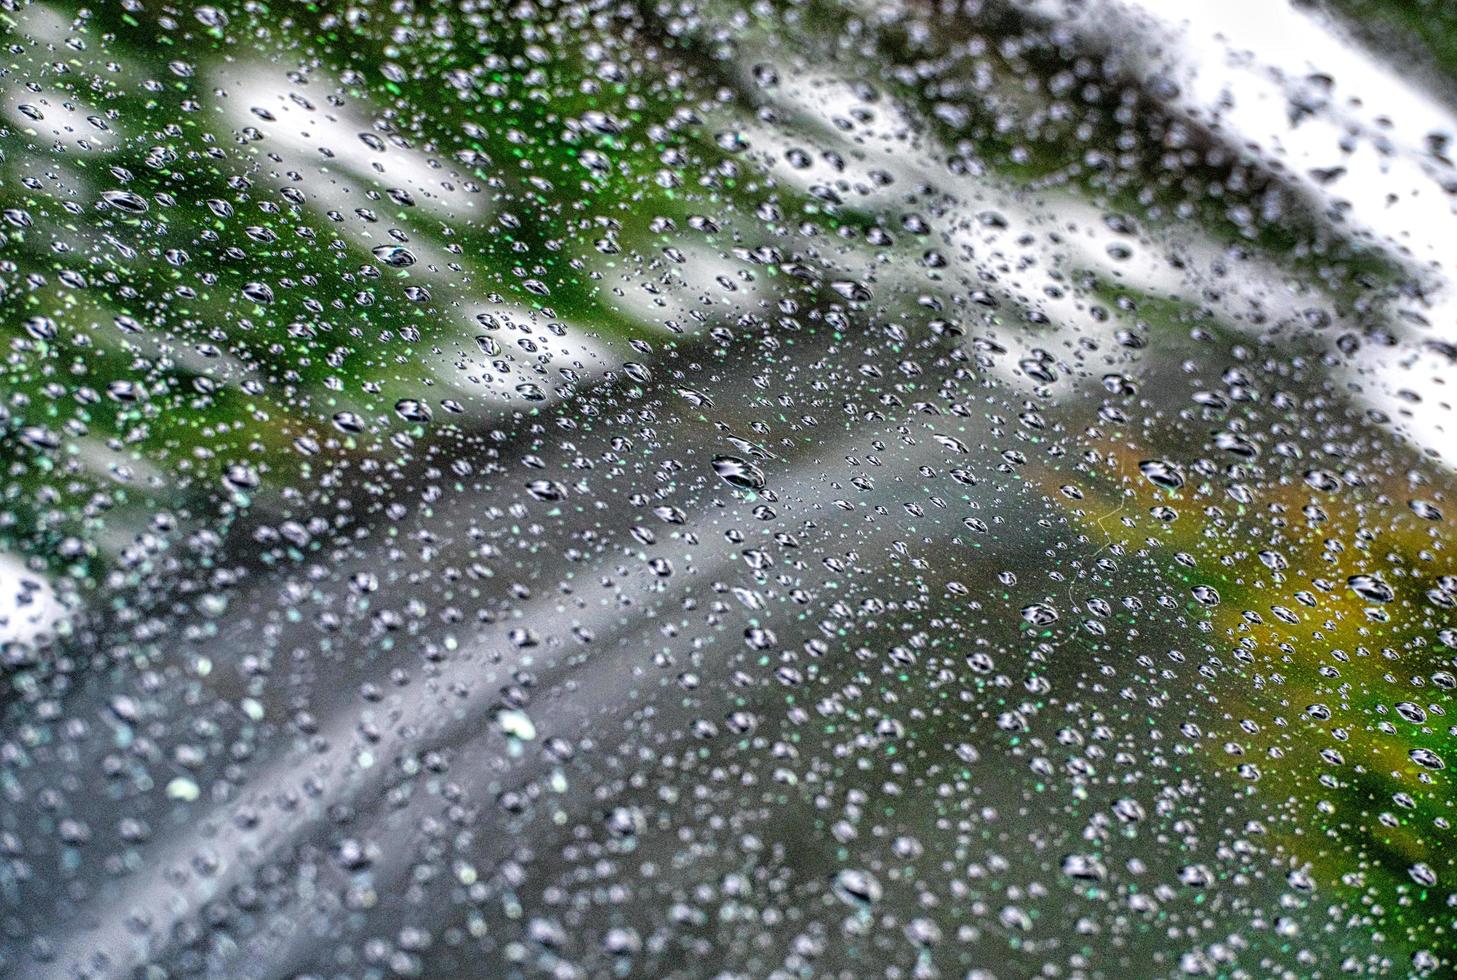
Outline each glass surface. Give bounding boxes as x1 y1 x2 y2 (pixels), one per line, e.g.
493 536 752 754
4 0 1457 976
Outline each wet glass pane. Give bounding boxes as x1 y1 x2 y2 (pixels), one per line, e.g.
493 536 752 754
4 0 1457 976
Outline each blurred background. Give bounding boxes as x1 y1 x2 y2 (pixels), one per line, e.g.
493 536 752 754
3 0 1457 975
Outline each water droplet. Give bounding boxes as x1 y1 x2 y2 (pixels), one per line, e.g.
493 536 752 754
712 454 765 491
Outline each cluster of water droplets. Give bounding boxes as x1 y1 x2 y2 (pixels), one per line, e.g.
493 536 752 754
3 0 1457 976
